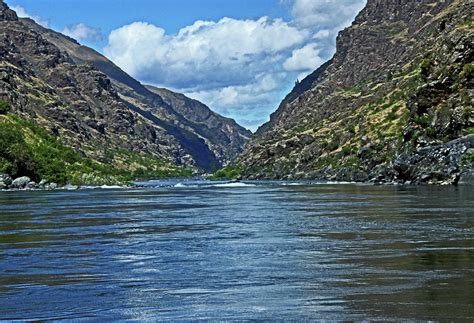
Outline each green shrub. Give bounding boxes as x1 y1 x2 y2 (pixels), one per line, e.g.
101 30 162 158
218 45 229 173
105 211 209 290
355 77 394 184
426 127 438 137
0 119 36 177
347 124 356 134
387 111 397 121
420 57 433 78
414 114 432 127
210 165 242 180
325 140 339 152
0 101 10 114
459 64 474 85
341 145 353 156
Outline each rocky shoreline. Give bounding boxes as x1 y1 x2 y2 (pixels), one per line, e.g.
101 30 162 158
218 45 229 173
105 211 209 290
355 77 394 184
0 174 132 191
313 135 474 186
0 174 57 190
241 134 474 187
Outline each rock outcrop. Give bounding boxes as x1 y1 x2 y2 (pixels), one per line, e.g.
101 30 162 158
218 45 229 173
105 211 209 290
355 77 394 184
0 1 250 174
238 0 473 184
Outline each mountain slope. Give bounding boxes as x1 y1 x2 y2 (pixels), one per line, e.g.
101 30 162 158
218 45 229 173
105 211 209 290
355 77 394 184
145 85 251 163
238 0 473 184
20 17 252 168
0 2 250 175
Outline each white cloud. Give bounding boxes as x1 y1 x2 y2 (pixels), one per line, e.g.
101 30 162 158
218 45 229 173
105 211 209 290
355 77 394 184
313 29 331 40
291 0 366 30
187 72 286 112
283 44 325 72
11 5 49 27
290 0 367 60
62 23 103 42
105 17 313 130
105 17 308 90
103 2 366 130
11 5 102 43
106 22 167 77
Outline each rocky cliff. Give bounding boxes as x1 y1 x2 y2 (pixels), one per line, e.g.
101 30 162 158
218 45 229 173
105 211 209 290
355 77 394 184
0 1 250 180
238 0 473 185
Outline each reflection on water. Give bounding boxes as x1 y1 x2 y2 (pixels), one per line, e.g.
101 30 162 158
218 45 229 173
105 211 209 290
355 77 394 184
0 181 473 320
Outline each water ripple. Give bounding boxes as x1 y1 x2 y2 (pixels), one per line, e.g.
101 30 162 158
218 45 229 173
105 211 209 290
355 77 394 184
0 181 473 320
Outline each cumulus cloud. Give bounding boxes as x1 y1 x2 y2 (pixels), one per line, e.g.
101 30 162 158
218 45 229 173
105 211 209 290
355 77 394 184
104 1 366 130
11 6 102 43
11 5 49 27
187 72 286 113
283 44 325 72
105 17 307 90
62 23 103 42
289 0 366 59
291 0 366 29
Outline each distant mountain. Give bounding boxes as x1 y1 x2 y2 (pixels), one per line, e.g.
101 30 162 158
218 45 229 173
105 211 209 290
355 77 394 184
145 85 251 163
238 0 473 185
0 1 251 182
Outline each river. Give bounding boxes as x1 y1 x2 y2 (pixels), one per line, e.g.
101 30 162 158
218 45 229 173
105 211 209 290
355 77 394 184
0 180 473 320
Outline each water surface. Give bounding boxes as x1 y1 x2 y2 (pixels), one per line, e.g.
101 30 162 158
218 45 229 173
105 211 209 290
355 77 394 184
0 180 473 320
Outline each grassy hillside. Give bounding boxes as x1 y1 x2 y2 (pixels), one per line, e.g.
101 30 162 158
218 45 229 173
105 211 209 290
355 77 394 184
0 104 192 185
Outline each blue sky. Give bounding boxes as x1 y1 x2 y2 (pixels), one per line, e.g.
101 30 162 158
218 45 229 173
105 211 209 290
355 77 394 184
5 0 290 50
5 0 366 131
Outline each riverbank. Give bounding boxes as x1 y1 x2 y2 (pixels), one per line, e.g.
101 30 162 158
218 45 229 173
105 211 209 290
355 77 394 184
2 168 473 193
0 174 131 191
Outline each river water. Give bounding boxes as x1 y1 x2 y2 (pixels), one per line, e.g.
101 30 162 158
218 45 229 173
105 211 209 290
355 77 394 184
0 180 473 320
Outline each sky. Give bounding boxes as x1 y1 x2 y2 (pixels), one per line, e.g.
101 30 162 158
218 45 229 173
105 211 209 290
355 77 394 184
5 0 366 131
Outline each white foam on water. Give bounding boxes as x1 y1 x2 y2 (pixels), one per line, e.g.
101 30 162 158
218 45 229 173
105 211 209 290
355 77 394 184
212 182 256 187
100 185 124 189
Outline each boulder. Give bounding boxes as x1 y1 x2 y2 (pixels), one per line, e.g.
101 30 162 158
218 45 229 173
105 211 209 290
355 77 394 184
11 176 31 189
38 179 49 187
26 181 37 189
0 173 12 185
45 182 58 190
0 174 12 189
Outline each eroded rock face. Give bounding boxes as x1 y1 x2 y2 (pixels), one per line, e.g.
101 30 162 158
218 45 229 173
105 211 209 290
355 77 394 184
392 135 474 185
0 3 250 172
0 2 17 21
238 0 473 184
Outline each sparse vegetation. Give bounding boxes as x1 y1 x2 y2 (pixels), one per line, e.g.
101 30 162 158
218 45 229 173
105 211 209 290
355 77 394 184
420 56 434 78
459 63 474 85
